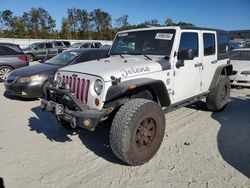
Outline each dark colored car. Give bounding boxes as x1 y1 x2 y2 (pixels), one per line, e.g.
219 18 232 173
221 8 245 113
0 43 29 82
22 41 69 62
5 48 109 98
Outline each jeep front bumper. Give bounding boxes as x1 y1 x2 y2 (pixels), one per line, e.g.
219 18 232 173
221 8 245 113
40 87 104 131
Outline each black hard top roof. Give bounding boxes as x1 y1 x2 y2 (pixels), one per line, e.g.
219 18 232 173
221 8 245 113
179 26 228 33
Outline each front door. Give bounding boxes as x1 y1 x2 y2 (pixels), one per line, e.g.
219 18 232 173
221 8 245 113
172 31 202 102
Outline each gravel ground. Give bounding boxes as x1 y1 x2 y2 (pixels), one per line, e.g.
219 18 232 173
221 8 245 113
0 82 249 188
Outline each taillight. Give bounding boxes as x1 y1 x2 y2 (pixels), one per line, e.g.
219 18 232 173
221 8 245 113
18 55 28 61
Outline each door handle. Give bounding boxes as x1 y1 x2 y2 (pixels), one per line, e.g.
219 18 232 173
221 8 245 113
194 63 203 67
211 60 217 64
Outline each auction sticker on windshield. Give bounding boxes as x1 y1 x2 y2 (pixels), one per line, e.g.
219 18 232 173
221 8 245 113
155 33 173 40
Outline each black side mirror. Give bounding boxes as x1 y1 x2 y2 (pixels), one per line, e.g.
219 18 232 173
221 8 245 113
34 47 38 50
178 48 194 61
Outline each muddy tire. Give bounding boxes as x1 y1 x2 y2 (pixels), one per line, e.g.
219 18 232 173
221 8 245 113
206 75 231 111
0 65 13 82
110 99 165 166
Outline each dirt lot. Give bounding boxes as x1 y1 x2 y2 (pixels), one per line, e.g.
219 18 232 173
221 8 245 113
0 82 249 188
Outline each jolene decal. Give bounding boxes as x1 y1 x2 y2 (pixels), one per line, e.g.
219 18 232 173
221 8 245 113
120 66 151 77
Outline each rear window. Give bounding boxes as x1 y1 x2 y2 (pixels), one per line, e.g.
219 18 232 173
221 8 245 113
217 32 229 60
46 43 53 48
55 42 63 47
0 45 23 55
203 33 215 56
63 41 71 47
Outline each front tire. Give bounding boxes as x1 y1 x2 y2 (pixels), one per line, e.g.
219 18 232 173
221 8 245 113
110 99 165 166
206 75 231 111
0 65 13 82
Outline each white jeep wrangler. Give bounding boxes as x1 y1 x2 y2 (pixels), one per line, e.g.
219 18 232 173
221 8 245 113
41 26 232 166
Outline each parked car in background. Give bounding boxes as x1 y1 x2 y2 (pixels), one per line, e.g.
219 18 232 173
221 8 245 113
22 41 68 62
70 42 102 49
243 41 250 48
0 43 29 82
229 41 241 51
4 48 109 98
230 48 250 87
101 44 112 50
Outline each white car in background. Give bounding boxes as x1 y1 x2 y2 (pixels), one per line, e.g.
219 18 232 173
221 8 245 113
230 48 250 87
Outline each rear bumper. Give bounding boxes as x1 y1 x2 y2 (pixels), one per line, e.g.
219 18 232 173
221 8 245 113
40 86 104 131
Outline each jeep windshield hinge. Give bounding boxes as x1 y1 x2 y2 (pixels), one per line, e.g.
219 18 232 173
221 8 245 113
111 76 121 85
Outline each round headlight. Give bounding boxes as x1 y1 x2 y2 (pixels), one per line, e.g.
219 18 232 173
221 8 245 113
94 79 103 95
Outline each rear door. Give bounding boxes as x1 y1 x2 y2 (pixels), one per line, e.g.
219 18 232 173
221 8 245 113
45 43 57 58
35 43 47 59
200 31 217 91
173 30 203 102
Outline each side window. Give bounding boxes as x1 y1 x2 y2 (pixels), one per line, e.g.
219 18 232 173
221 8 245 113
203 33 215 56
179 32 199 57
0 45 21 55
36 43 45 49
217 33 229 60
45 43 53 49
56 42 63 47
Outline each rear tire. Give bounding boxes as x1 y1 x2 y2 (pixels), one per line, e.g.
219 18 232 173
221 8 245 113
110 99 165 166
0 65 13 82
27 54 34 62
206 75 231 111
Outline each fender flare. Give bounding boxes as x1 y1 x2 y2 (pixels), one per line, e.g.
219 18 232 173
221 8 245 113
209 64 233 90
105 78 171 107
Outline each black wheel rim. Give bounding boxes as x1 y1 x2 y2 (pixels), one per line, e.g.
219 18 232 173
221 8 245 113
0 67 11 80
135 117 156 151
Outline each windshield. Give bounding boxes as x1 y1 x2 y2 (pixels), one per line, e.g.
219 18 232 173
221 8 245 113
230 50 250 61
110 29 175 56
45 50 81 65
28 43 38 49
70 43 82 48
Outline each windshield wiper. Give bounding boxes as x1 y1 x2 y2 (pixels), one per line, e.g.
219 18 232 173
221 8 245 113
128 52 152 60
110 53 126 59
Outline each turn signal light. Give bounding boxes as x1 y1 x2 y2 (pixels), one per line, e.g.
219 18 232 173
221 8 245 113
95 98 100 106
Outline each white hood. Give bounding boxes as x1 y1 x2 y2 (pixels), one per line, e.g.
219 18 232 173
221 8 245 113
59 55 164 81
230 60 250 71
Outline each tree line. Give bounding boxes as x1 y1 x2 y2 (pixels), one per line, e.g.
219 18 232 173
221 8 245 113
0 8 194 40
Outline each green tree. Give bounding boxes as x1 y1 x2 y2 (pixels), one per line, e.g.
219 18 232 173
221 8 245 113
0 10 13 30
90 9 112 39
165 18 175 26
67 8 79 39
12 16 26 38
60 17 71 39
115 14 129 28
